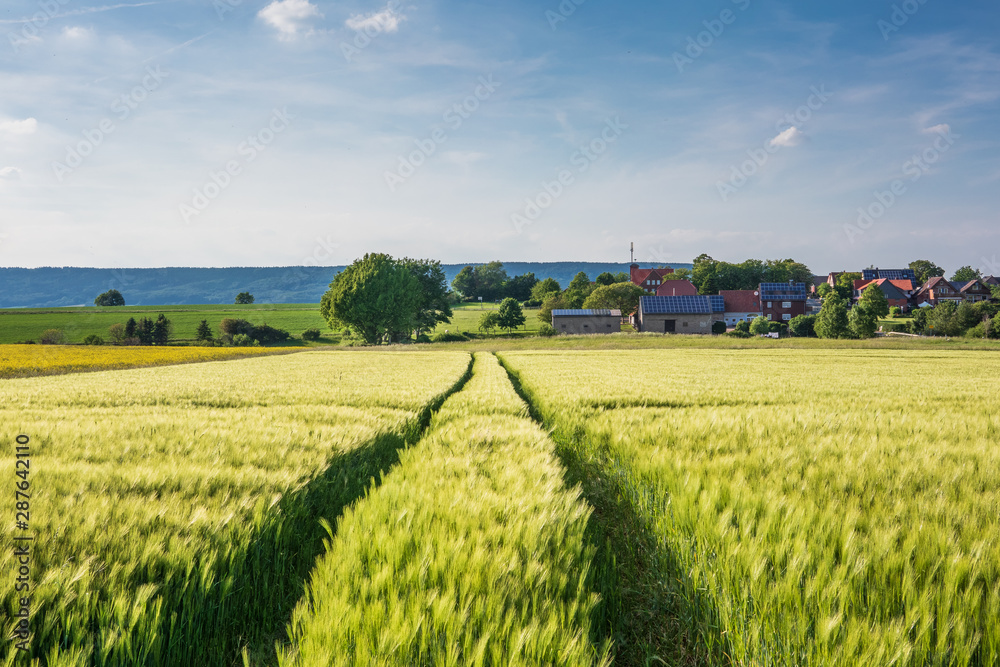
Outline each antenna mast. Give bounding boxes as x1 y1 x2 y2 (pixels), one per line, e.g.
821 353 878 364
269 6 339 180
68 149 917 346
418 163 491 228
630 242 634 264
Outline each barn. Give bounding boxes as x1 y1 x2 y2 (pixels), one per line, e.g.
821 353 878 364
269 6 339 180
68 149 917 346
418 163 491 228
635 295 725 334
551 309 622 334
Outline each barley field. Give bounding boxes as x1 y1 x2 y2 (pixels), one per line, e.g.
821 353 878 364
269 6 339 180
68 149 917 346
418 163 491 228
0 351 470 666
501 349 1000 667
280 353 610 667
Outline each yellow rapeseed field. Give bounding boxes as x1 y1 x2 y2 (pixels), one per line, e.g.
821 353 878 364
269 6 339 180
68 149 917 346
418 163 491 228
0 343 280 379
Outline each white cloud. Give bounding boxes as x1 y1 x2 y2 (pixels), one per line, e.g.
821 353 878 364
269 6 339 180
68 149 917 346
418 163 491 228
769 126 804 148
258 0 323 40
0 167 23 180
61 26 94 39
443 151 487 166
345 4 403 34
0 118 38 136
922 123 951 135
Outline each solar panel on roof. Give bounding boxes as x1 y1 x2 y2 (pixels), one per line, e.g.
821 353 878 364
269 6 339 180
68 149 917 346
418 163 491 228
551 309 621 317
640 295 713 314
862 269 916 281
759 282 807 300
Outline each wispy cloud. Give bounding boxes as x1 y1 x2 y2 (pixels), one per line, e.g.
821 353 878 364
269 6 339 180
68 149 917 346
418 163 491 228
345 3 404 34
0 167 23 180
0 2 161 24
769 126 804 148
258 0 323 40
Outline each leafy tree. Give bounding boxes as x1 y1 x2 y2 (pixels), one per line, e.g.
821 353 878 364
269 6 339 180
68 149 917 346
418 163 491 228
849 304 878 339
250 324 289 344
733 320 751 335
107 323 126 344
82 334 104 345
538 292 567 323
124 317 137 339
235 292 255 305
564 272 594 309
815 293 850 339
857 283 890 319
711 321 727 334
889 306 902 318
909 260 945 284
478 311 500 335
834 272 862 300
955 302 980 332
320 253 420 345
692 254 718 294
927 301 960 337
401 258 453 338
583 282 644 316
503 273 538 301
219 318 255 337
991 284 1000 301
950 266 981 283
816 282 833 299
537 323 557 337
94 289 125 306
788 314 817 338
136 317 155 345
531 278 561 301
749 316 771 336
595 272 618 286
496 298 526 333
911 307 929 335
451 266 477 299
476 261 509 301
196 320 213 341
302 328 321 341
669 267 692 280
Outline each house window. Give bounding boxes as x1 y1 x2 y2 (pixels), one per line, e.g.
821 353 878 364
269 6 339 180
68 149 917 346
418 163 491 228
683 321 688 327
782 301 791 309
782 314 791 321
767 302 772 308
767 314 773 320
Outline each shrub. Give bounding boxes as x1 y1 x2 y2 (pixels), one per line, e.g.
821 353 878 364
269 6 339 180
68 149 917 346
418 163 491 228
302 328 321 341
726 329 752 338
711 321 727 335
788 315 817 338
232 333 254 347
523 299 542 308
219 318 255 337
415 334 432 344
82 334 104 345
538 323 557 337
889 306 902 318
251 324 289 344
749 316 771 336
108 323 126 345
432 331 469 343
40 329 65 345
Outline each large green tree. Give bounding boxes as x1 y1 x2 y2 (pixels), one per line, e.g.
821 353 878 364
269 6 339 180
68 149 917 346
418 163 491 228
909 260 945 284
848 304 878 339
595 272 618 286
94 289 125 307
950 266 981 283
503 273 538 301
834 272 862 300
321 253 420 345
538 292 567 323
815 293 849 339
235 292 255 305
451 266 477 299
583 282 644 316
927 301 961 337
857 282 890 319
400 258 453 338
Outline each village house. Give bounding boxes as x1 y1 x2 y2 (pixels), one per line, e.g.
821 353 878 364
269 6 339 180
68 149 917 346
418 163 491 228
911 277 970 308
957 279 994 303
719 290 762 327
861 268 918 289
759 282 808 322
852 278 912 312
551 309 622 334
654 279 698 297
635 295 725 334
629 263 675 294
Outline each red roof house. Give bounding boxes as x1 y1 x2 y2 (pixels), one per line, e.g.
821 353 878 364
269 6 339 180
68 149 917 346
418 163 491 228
655 279 698 297
719 289 762 326
630 263 675 294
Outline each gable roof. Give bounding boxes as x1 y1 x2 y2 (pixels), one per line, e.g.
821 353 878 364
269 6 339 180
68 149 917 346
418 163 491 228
641 295 724 315
959 279 991 293
984 276 999 286
630 266 674 286
552 309 621 317
854 279 908 300
655 279 698 297
720 290 761 313
862 268 917 281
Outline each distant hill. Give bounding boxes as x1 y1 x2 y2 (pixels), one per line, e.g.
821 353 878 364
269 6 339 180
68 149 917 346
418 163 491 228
0 263 692 309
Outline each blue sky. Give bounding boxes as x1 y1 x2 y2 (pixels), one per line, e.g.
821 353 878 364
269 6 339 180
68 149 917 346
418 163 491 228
1 0 998 274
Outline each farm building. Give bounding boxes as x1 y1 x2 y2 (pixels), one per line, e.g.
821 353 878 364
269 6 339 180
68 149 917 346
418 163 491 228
759 282 807 323
629 263 675 294
635 295 724 334
551 309 622 334
654 279 698 297
720 290 762 326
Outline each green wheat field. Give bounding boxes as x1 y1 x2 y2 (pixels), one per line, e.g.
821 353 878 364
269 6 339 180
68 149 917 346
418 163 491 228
2 345 999 666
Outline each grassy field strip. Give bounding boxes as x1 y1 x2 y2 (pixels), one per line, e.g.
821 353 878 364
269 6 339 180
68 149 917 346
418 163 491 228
279 353 611 667
0 351 471 666
0 344 290 379
500 349 1000 667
